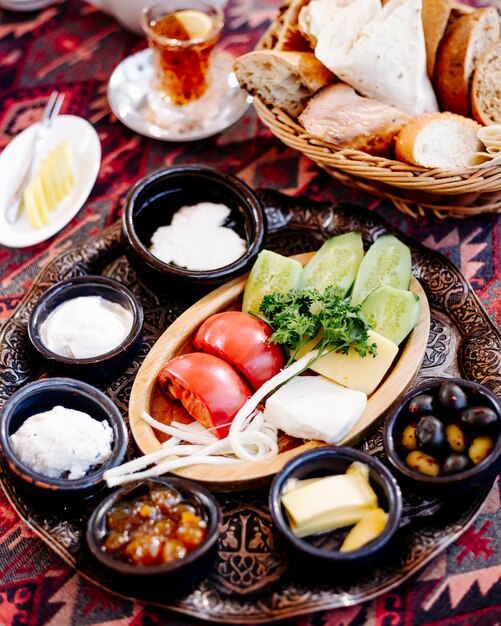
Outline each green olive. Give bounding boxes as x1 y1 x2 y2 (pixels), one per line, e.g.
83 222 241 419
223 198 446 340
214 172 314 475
405 450 440 476
468 436 494 465
401 423 418 451
445 423 467 452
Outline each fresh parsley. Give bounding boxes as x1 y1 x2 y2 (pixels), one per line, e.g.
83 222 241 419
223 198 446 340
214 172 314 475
258 286 377 367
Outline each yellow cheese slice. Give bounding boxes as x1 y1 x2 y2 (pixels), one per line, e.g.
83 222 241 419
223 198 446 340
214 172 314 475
340 507 388 552
296 330 398 395
281 473 378 538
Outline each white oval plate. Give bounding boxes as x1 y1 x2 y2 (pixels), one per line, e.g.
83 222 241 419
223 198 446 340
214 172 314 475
0 115 101 249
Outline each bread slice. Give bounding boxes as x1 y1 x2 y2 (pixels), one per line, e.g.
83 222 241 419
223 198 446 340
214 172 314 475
274 0 312 51
422 0 452 79
471 41 501 125
434 7 500 117
395 112 482 169
299 83 410 155
233 50 334 118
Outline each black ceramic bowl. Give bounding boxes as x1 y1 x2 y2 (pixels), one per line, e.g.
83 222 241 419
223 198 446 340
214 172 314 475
121 165 266 298
0 377 128 502
86 477 221 597
269 447 402 573
384 377 501 495
28 275 143 381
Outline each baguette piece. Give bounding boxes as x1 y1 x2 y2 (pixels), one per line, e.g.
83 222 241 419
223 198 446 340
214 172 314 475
274 0 312 51
395 112 482 169
299 83 409 156
421 0 452 79
471 41 501 125
434 7 500 117
233 50 334 118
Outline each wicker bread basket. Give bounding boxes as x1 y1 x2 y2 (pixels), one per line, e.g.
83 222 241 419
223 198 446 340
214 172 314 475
254 4 501 219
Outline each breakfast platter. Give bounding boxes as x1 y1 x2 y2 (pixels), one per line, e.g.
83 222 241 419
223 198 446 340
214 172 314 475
128 254 429 489
0 190 499 622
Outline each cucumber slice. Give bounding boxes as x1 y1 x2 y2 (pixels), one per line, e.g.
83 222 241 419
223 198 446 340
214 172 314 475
361 286 422 345
299 232 364 295
350 235 412 305
242 250 303 315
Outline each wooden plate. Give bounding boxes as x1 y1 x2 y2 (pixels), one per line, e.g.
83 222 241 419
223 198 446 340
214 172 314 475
129 252 430 489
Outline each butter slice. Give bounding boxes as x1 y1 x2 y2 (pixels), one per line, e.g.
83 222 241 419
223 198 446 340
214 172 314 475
297 330 398 395
281 473 378 538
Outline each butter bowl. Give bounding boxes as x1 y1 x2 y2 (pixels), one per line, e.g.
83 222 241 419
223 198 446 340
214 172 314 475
268 447 402 573
121 165 266 299
28 275 143 381
0 377 128 503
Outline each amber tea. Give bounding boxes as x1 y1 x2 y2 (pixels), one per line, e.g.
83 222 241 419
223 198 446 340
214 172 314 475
143 4 222 106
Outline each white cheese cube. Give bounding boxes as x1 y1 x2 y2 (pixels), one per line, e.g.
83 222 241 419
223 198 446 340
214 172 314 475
263 375 367 443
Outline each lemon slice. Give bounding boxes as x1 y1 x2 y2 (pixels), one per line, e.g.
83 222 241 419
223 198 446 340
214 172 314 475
175 9 214 39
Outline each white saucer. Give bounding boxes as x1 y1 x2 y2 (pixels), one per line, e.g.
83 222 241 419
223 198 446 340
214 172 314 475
0 115 101 249
107 48 252 142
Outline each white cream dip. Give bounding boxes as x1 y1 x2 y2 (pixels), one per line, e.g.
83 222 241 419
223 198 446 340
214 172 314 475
10 405 114 480
40 295 133 359
149 202 247 271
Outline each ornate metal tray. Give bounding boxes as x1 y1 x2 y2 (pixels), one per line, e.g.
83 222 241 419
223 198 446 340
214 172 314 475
1 191 500 623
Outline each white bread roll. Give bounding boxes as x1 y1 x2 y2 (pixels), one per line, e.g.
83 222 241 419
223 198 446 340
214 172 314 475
395 112 483 169
233 50 335 118
435 7 500 117
299 83 409 156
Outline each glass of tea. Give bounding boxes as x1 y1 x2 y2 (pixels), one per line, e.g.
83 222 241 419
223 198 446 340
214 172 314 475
141 0 224 107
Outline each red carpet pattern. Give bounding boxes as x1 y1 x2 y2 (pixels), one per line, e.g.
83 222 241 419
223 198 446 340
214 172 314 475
0 0 500 624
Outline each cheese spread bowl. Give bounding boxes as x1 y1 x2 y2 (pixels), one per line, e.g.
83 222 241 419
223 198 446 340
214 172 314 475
121 165 266 299
28 275 144 382
85 477 221 597
0 377 128 503
269 447 402 575
384 378 501 495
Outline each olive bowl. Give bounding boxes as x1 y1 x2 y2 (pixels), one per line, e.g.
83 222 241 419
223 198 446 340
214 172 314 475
121 164 267 300
383 377 501 495
0 377 128 504
268 447 402 576
28 275 144 382
85 477 221 597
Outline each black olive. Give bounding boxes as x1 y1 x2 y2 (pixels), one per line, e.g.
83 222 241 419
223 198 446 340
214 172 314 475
408 394 435 416
442 453 470 475
415 415 447 453
437 382 468 416
460 406 500 435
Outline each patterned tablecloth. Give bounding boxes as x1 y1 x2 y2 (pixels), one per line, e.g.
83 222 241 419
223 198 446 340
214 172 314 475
0 0 500 624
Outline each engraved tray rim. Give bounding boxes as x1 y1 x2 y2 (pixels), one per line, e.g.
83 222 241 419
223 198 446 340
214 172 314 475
1 189 500 623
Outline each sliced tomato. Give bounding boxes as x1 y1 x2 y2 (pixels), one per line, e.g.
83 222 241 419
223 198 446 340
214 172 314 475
157 352 251 439
192 311 285 391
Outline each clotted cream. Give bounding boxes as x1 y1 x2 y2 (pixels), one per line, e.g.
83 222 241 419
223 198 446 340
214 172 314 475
39 295 133 359
149 202 247 270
